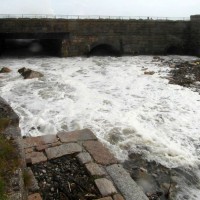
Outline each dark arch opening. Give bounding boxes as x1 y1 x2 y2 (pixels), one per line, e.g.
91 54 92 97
0 39 61 57
88 44 120 56
166 45 184 55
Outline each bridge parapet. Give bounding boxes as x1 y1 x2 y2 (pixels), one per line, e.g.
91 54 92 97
0 14 190 21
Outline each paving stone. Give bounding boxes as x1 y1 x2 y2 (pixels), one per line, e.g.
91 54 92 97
77 152 92 164
24 147 34 154
28 193 42 200
26 152 47 164
95 178 117 197
26 167 39 192
83 141 117 165
113 194 125 200
36 144 50 151
45 143 82 160
85 163 106 176
51 141 62 147
96 197 113 200
106 164 148 200
57 128 97 143
23 135 58 148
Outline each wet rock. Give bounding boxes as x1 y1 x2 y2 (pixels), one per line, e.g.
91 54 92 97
0 97 20 137
152 56 164 62
144 71 155 75
0 67 11 73
169 59 200 92
18 67 43 79
123 153 178 200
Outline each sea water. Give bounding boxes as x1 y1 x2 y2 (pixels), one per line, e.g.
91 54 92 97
0 56 200 199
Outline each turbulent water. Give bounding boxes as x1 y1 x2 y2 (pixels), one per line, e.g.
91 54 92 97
0 56 200 199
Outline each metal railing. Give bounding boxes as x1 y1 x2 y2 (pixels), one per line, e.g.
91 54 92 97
0 14 190 21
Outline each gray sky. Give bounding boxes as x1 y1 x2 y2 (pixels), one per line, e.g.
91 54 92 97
0 0 200 17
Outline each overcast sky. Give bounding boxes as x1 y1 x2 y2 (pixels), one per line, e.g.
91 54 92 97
0 0 200 17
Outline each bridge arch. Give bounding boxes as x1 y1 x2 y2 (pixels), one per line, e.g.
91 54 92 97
165 36 186 55
166 44 185 55
88 42 121 56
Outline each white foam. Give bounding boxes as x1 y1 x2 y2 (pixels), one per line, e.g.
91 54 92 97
1 55 200 198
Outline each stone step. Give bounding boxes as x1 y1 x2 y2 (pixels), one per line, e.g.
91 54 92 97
22 129 148 200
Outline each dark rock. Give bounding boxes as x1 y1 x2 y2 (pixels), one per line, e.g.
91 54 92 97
169 59 200 91
144 71 155 75
18 67 43 79
123 153 186 200
0 67 12 73
0 97 20 137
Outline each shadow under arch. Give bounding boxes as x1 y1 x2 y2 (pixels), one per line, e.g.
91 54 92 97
88 44 121 56
166 45 185 55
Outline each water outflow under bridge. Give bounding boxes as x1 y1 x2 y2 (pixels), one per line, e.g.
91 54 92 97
0 15 200 57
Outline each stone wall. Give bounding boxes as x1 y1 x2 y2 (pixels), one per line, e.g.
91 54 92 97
0 17 199 57
190 15 200 56
65 20 190 56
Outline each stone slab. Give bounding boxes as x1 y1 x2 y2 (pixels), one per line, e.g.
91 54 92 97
57 128 97 143
45 143 82 160
96 197 113 200
77 152 92 164
36 144 50 151
26 152 47 164
85 163 106 176
83 141 117 165
28 193 42 200
51 141 62 147
106 164 148 200
24 147 34 154
95 178 117 197
113 194 125 200
26 167 39 192
23 135 58 148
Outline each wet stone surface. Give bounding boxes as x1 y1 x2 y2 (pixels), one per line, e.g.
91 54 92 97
166 59 200 94
31 154 101 200
123 153 181 200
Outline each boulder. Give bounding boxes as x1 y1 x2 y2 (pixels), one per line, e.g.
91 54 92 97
0 97 20 137
144 71 155 75
18 67 43 79
0 67 12 73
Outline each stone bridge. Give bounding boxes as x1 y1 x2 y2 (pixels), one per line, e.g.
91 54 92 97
0 15 200 57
